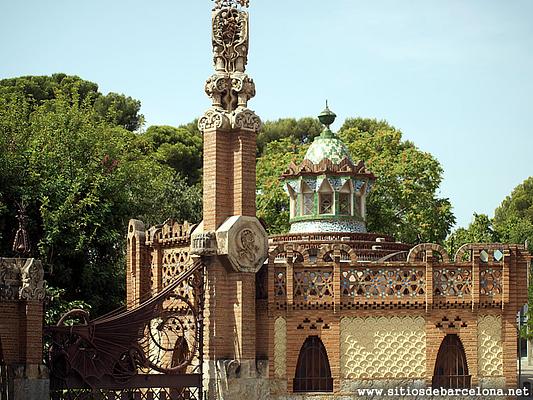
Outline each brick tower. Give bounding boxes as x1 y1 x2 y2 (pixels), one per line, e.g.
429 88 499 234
192 0 268 398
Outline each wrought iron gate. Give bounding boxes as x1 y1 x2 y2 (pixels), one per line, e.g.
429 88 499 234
46 260 205 400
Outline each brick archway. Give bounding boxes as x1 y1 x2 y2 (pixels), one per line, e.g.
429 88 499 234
293 335 333 393
432 334 471 389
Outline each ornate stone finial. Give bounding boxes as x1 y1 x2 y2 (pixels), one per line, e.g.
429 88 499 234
318 101 337 130
212 4 249 73
213 0 249 10
200 0 261 131
12 201 30 257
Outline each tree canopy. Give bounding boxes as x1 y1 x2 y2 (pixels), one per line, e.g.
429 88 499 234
0 74 143 131
139 125 203 184
257 117 455 243
0 75 201 317
257 117 323 156
445 177 533 255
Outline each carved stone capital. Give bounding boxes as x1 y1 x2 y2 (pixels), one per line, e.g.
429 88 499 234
215 216 268 273
204 72 255 112
198 107 231 132
230 107 261 132
19 258 45 301
0 258 21 300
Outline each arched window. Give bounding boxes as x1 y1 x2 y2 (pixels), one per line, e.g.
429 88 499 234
432 334 470 389
339 181 352 215
301 182 314 216
318 180 333 215
294 336 332 393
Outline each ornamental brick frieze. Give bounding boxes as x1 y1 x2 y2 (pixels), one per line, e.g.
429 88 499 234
0 257 45 301
268 242 527 312
144 219 194 247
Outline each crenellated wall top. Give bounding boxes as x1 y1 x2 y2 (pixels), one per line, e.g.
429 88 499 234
143 219 195 247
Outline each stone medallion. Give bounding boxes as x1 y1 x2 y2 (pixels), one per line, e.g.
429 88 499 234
216 215 268 273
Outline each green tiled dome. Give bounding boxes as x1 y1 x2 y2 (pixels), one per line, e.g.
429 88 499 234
304 133 353 164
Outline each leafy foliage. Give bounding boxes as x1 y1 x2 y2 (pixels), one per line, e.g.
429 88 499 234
140 125 203 184
445 214 497 255
0 74 143 131
257 117 322 156
45 285 91 326
256 138 308 234
0 76 200 316
494 177 533 252
338 118 455 243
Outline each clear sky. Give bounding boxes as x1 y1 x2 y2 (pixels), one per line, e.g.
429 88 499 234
1 0 532 229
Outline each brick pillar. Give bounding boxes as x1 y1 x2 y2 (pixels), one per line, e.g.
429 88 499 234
203 128 233 232
232 131 256 217
127 219 150 307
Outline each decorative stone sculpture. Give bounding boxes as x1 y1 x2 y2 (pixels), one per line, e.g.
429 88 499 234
199 0 260 129
0 258 45 301
19 258 45 301
216 216 268 273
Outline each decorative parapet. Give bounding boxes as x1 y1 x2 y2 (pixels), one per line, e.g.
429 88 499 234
267 242 529 311
145 219 194 247
0 258 45 301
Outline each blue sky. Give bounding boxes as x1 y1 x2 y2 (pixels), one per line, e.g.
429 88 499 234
1 0 532 229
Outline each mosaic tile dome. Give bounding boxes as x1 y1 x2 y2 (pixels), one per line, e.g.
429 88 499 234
304 133 353 164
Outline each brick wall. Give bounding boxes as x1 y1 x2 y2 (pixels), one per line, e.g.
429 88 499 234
0 301 43 365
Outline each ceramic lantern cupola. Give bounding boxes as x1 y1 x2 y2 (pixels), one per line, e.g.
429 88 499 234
281 104 376 233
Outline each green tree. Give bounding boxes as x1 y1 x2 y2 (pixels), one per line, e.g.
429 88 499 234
338 118 455 243
256 138 308 234
0 74 143 131
445 213 498 255
140 125 203 184
494 177 533 252
257 117 322 156
0 82 200 316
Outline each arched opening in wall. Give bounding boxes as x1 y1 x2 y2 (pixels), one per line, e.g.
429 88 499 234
293 335 332 393
432 334 471 389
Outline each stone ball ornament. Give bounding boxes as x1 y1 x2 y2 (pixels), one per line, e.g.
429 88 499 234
216 215 268 273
